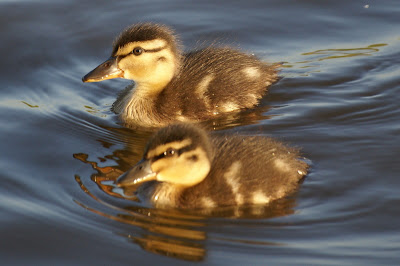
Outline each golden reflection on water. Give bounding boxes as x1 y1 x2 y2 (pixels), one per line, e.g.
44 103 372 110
72 104 299 261
120 104 273 131
21 101 39 108
283 43 388 76
300 43 387 61
75 175 207 261
75 171 295 261
74 150 297 261
128 234 206 261
84 105 109 118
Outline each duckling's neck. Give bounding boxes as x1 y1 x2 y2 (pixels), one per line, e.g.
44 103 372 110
151 182 185 208
113 83 167 127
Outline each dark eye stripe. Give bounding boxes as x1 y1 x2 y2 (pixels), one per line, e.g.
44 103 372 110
143 45 167 53
151 145 194 162
116 45 167 59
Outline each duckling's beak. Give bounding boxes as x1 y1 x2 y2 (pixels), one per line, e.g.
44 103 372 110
82 56 124 82
115 159 157 187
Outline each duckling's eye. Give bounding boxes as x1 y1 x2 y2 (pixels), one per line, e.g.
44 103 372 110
132 47 143 56
164 148 176 157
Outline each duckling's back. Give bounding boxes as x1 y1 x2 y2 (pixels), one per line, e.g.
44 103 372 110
179 134 308 209
157 47 279 120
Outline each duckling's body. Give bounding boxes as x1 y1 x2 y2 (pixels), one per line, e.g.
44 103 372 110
116 124 308 209
83 23 279 127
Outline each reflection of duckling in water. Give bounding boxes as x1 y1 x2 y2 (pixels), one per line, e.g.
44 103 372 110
116 123 308 209
82 23 280 127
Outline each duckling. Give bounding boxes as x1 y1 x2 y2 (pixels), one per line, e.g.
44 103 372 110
82 23 279 127
115 123 308 209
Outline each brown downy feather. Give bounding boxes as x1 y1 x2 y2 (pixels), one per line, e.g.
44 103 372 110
107 23 280 127
118 123 308 209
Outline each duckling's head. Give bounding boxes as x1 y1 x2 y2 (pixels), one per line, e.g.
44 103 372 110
83 23 181 94
116 124 213 188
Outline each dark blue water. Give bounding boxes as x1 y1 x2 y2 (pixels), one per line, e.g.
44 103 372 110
1 0 399 264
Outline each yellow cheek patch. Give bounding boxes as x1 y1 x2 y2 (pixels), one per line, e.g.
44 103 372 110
151 157 172 174
115 39 167 56
151 146 211 187
118 54 150 79
147 139 192 159
116 45 177 92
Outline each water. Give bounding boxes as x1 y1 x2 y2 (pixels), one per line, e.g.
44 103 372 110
1 0 399 264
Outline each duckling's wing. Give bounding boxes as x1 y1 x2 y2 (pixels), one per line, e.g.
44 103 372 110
183 47 278 106
163 47 279 118
181 135 308 207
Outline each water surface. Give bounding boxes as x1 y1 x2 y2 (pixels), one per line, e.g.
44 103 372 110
1 0 399 265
